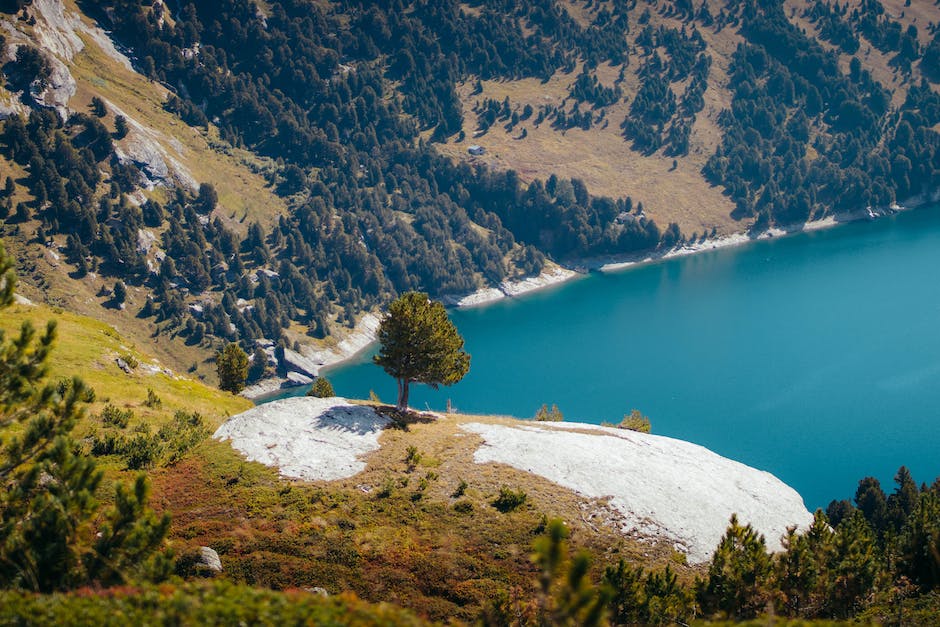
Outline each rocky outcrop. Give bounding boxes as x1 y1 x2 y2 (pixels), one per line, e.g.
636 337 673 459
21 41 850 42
214 397 391 482
286 371 314 386
2 0 198 189
111 102 198 191
282 347 321 379
29 50 75 118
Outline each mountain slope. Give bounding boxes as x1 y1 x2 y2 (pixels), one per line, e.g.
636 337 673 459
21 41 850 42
3 0 940 391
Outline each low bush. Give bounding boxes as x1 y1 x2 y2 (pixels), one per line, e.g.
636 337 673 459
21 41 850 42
0 581 429 625
144 388 162 408
100 403 132 428
492 487 527 512
534 403 564 421
453 500 474 514
609 409 651 433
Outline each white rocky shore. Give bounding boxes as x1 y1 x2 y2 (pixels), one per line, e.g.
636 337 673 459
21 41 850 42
241 267 576 399
240 313 382 400
442 264 577 308
243 199 923 399
215 397 812 564
589 202 911 274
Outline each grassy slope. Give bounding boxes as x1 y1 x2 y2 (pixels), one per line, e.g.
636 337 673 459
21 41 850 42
783 0 933 110
60 0 287 232
0 301 252 430
1 302 686 621
436 0 743 238
154 406 695 622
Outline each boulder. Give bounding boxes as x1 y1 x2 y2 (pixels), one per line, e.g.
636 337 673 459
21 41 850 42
196 546 222 576
285 371 314 386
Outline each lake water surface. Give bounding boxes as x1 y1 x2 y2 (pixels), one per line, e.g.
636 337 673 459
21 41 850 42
282 206 940 509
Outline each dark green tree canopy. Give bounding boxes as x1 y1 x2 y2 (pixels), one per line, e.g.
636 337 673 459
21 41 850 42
374 292 470 411
307 376 335 399
216 343 249 394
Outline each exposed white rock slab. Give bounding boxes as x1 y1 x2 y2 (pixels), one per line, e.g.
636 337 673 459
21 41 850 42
285 371 313 386
30 0 84 60
443 265 578 308
215 398 811 564
462 421 812 564
214 397 389 481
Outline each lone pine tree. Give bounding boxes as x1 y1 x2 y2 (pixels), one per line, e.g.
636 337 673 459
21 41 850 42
374 292 470 411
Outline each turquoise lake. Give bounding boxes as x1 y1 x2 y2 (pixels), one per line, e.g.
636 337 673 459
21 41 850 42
281 206 940 509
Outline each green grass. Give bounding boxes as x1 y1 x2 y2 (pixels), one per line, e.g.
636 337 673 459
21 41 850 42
0 302 251 433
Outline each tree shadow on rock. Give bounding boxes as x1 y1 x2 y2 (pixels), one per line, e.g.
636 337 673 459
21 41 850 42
374 405 437 432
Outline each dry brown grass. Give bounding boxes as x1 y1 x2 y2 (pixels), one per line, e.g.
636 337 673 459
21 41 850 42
880 0 936 47
784 0 940 110
346 408 679 563
437 0 940 239
558 0 595 27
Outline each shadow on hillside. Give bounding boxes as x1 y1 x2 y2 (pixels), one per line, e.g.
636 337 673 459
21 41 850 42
374 405 437 432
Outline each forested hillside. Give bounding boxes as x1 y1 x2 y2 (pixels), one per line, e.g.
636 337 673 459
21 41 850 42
2 0 940 384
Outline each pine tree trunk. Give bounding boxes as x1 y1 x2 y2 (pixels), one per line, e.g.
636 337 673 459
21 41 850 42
397 378 410 412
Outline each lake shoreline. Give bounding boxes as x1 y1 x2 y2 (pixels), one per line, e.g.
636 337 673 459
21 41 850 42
582 201 916 274
241 313 381 400
450 196 926 303
245 196 927 401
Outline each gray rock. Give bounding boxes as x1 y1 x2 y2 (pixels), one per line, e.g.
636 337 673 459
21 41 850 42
283 348 321 378
285 371 314 386
304 587 329 597
30 51 76 120
196 546 222 575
